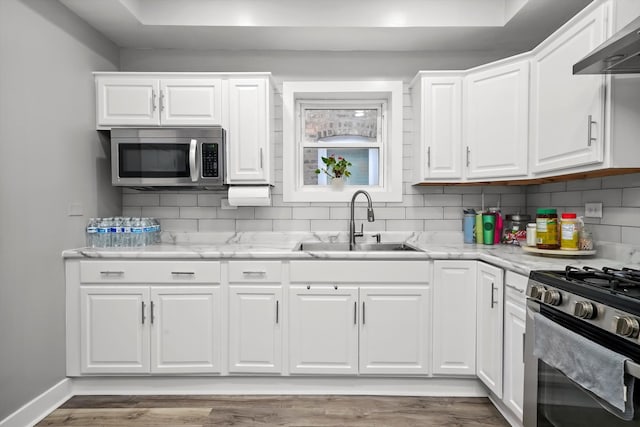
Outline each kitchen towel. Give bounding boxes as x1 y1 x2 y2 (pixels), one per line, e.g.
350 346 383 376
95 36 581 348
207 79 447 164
228 186 271 206
533 312 635 420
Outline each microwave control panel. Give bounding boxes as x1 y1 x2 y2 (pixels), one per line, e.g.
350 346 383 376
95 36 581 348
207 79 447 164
202 143 219 178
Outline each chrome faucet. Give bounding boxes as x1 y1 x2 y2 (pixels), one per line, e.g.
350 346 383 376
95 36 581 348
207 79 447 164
349 190 375 250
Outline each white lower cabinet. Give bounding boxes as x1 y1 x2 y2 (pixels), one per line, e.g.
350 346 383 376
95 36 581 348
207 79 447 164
476 262 504 398
502 272 527 423
288 286 359 375
432 261 477 375
288 284 430 375
80 285 221 374
80 286 150 374
228 286 282 374
359 287 430 375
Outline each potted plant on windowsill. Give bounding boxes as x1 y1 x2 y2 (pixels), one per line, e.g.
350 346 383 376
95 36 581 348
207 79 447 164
315 155 352 190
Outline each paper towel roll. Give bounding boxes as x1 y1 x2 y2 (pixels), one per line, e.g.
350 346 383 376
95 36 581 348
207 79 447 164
228 186 271 206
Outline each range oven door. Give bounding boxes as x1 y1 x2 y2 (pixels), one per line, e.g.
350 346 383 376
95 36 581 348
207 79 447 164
524 300 640 427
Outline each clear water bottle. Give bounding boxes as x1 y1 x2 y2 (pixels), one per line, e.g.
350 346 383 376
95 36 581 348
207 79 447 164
121 217 132 247
96 217 110 248
86 218 98 248
131 217 144 247
112 217 123 247
150 218 161 244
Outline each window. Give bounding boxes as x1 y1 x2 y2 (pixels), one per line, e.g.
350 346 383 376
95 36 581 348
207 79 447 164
283 81 403 202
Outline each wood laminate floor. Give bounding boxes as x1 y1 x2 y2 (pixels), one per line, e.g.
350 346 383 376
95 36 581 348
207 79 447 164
36 395 510 426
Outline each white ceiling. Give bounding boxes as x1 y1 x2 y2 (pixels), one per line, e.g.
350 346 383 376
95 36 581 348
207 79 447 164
59 0 594 52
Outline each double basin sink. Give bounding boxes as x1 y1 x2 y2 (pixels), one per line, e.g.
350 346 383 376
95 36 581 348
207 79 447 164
296 242 420 252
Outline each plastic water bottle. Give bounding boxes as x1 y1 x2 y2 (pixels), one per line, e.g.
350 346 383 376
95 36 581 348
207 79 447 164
131 217 144 247
121 217 132 247
86 218 98 248
149 218 161 244
96 218 110 247
112 217 123 247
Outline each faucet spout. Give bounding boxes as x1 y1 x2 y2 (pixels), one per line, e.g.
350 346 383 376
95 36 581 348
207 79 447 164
349 190 375 250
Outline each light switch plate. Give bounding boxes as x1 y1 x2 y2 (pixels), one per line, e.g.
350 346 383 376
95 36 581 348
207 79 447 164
584 202 603 218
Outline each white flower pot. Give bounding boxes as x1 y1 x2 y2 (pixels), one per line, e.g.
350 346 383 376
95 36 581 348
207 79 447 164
331 177 345 191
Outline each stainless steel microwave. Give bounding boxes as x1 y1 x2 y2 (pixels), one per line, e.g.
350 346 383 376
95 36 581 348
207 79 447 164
111 127 225 188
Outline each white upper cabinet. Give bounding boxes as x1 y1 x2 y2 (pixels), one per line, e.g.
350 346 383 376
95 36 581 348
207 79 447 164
227 77 272 184
464 58 530 179
159 79 222 126
95 75 223 128
96 78 159 127
530 2 610 173
411 74 463 181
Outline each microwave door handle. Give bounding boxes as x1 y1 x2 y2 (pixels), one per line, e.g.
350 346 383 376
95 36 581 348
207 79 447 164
189 139 199 182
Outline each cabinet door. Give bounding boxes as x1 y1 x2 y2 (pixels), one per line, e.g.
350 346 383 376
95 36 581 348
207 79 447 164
504 289 526 421
288 286 358 375
419 76 463 180
150 286 221 373
160 79 223 126
227 78 270 184
228 286 282 374
464 60 529 179
359 287 430 375
96 77 159 127
80 286 150 373
530 4 609 173
432 261 477 375
476 262 504 398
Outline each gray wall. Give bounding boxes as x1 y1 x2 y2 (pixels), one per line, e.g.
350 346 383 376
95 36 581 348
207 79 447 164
0 0 120 420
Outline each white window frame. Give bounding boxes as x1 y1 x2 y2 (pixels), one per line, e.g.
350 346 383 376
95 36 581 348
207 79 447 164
283 81 403 202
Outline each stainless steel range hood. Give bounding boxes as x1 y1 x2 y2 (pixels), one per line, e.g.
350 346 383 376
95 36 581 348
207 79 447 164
574 15 640 74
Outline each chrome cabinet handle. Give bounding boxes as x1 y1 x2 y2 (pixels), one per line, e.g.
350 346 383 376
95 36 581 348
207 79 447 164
171 271 195 276
587 115 596 147
141 301 146 325
151 90 157 111
259 148 264 169
242 271 267 278
276 300 279 324
490 283 498 308
160 90 165 112
362 302 366 325
466 146 470 167
427 146 431 168
99 271 124 277
506 283 524 294
354 301 357 325
150 301 155 324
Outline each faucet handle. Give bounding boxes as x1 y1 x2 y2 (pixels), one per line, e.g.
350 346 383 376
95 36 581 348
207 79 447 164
371 233 381 243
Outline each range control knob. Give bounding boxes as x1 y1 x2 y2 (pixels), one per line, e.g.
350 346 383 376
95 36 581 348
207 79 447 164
542 290 562 306
529 285 546 300
573 301 596 319
615 317 640 338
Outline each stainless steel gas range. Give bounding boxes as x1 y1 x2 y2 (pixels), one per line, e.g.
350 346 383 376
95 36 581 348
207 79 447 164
524 266 640 427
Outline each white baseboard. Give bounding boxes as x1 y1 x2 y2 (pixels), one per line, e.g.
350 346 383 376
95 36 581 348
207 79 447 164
0 376 489 426
488 394 523 427
72 376 488 397
0 379 73 427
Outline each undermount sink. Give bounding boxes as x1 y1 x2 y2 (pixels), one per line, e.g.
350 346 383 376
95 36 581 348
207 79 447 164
296 242 420 252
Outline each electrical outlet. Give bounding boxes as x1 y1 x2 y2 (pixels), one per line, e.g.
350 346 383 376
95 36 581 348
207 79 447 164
584 202 603 218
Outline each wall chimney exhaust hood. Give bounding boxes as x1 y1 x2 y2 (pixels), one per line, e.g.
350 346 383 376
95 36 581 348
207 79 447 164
574 15 640 74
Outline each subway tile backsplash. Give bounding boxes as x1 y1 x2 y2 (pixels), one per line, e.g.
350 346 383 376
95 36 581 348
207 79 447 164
120 83 640 246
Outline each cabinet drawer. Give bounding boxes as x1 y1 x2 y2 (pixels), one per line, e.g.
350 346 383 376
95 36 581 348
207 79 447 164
80 261 221 284
228 261 282 283
505 270 527 302
290 261 431 284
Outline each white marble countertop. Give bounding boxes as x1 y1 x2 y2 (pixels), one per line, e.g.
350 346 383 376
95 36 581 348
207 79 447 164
63 231 640 276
